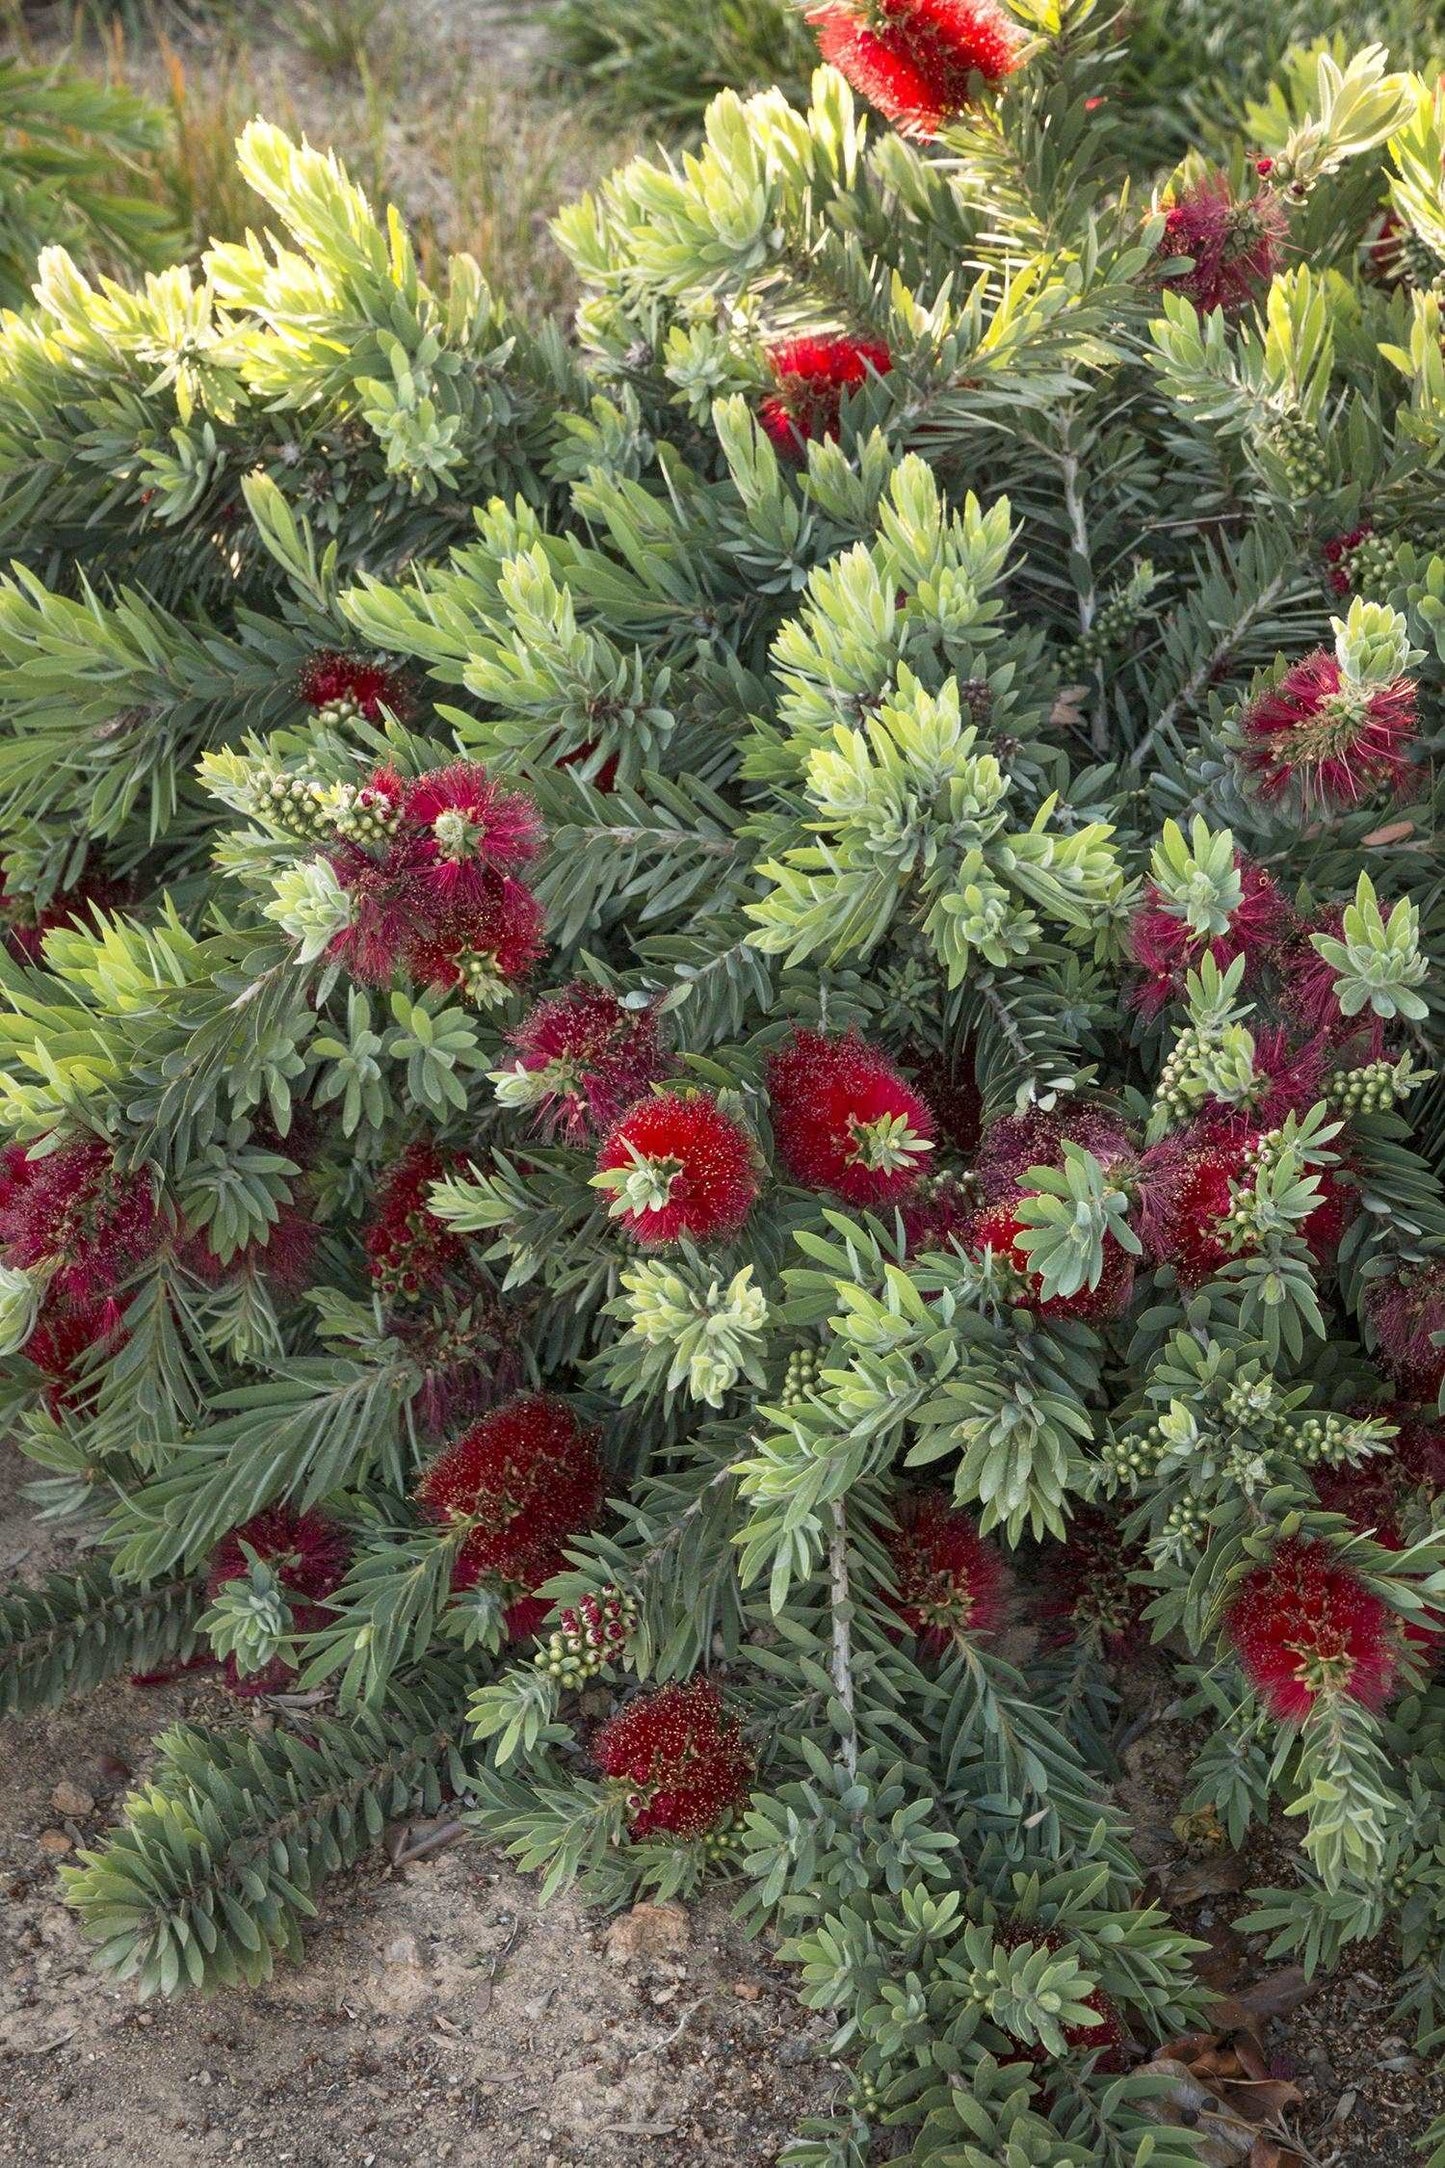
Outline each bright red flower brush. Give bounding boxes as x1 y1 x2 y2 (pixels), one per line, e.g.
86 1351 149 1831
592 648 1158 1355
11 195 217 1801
365 1140 467 1303
415 1392 606 1594
503 984 675 1143
1239 650 1417 809
1127 857 1288 1019
297 650 410 722
1156 176 1287 316
758 336 893 462
206 1505 352 1697
1366 1262 1445 1404
592 1678 754 1840
883 1490 1004 1654
403 873 548 999
767 1029 935 1205
1224 1536 1397 1720
400 762 544 901
806 0 1022 137
595 1090 760 1246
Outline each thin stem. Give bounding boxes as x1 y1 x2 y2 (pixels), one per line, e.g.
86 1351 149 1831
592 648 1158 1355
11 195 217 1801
1128 570 1287 772
828 1499 858 1779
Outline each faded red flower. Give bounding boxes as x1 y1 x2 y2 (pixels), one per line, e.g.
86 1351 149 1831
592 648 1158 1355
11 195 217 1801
0 1136 160 1309
883 1490 1004 1654
593 1678 754 1840
1128 859 1289 1019
365 1141 467 1303
297 650 410 722
901 1172 976 1257
974 1108 1135 1206
807 0 1022 136
505 984 674 1143
759 336 893 462
1240 651 1417 810
899 1041 983 1155
0 866 128 965
1224 1536 1397 1720
768 1029 935 1205
1366 1262 1445 1404
1157 177 1287 316
596 1091 760 1246
970 1200 1135 1322
1035 1505 1151 1650
206 1505 352 1698
415 1392 606 1594
996 1925 1130 2073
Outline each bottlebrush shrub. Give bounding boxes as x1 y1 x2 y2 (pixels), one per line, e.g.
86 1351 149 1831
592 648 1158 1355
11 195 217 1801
9 19 1445 2167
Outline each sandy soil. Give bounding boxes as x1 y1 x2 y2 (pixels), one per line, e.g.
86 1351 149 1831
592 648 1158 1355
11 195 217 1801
0 1445 839 2168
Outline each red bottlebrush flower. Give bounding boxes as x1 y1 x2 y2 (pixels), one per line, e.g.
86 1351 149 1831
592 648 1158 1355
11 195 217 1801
901 1172 976 1257
883 1490 1004 1654
297 650 410 722
400 762 544 903
758 336 892 462
1035 1505 1151 1652
974 1107 1135 1206
205 1504 352 1698
806 0 1022 137
1367 1263 1445 1404
0 1135 160 1308
365 1141 467 1303
328 843 546 996
556 739 619 792
207 1505 351 1605
1239 650 1418 811
1313 1459 1407 1549
1394 1410 1445 1492
592 1678 754 1840
1322 526 1372 599
1225 1536 1397 1720
415 1392 606 1593
899 1041 983 1156
24 1296 125 1410
183 1197 319 1297
1128 858 1289 1019
1157 176 1288 316
505 984 675 1143
1277 910 1386 1053
767 1029 934 1205
970 1201 1135 1322
1137 1131 1247 1287
996 1926 1130 2073
388 1299 525 1438
596 1091 760 1247
1243 1027 1328 1129
403 873 548 998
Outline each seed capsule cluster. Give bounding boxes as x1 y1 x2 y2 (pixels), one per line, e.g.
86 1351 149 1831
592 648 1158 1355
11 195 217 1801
535 1587 638 1684
780 1344 822 1407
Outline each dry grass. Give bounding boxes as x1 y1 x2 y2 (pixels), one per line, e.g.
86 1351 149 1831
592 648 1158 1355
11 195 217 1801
4 0 637 315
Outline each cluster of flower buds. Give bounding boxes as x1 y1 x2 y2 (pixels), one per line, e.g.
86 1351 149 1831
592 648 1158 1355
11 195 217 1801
1328 1058 1402 1115
1096 1421 1169 1487
534 1586 638 1685
1323 525 1397 602
1067 562 1158 673
1263 411 1331 500
330 777 404 847
248 768 337 841
779 1343 822 1407
1289 1410 1380 1466
1160 1496 1206 1551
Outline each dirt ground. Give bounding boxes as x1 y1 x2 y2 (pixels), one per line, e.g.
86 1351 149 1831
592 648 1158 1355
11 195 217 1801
0 1446 839 2168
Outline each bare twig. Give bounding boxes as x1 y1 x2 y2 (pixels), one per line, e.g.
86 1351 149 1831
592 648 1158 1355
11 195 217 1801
828 1499 858 1779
